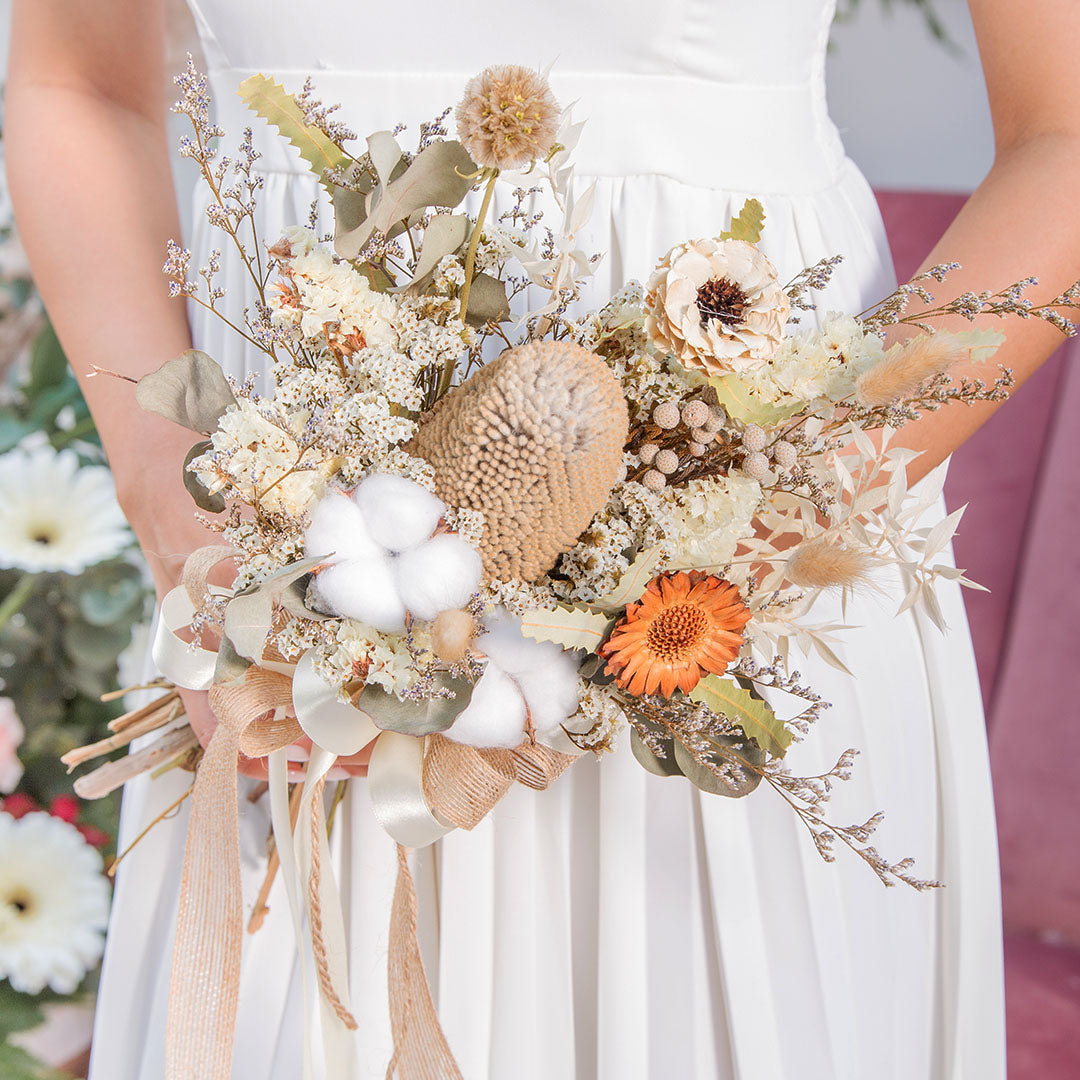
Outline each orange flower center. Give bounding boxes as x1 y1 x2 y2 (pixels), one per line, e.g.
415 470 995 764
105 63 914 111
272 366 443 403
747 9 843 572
645 602 708 662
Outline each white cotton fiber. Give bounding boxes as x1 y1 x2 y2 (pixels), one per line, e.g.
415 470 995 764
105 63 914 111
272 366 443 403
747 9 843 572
394 534 483 621
304 489 381 563
443 663 527 749
481 610 559 675
353 473 445 552
307 558 406 633
513 649 582 740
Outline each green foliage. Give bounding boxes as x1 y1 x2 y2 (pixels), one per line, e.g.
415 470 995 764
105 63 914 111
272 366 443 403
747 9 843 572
719 198 765 244
238 74 352 192
359 674 473 737
0 322 96 455
520 606 614 652
688 675 794 758
134 350 237 435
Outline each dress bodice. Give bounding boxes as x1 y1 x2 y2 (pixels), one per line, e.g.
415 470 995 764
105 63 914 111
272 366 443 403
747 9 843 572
184 0 846 193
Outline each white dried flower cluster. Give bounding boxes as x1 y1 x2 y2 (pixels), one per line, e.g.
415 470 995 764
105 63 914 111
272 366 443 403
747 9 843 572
668 475 763 570
433 254 466 292
191 398 333 517
395 293 469 374
222 517 306 592
742 312 885 408
270 230 396 346
318 621 422 697
570 680 626 751
473 223 528 275
552 480 672 602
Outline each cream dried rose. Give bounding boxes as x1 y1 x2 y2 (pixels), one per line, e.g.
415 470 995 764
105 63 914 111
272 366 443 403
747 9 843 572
644 238 790 377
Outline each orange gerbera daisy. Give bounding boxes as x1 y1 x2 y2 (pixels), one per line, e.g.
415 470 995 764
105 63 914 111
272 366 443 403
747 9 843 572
599 571 751 698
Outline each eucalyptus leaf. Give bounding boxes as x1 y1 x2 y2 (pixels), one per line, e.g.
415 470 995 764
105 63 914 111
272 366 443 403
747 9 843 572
520 605 613 652
630 726 684 778
688 675 793 758
366 130 403 187
183 440 226 513
135 350 237 434
332 181 371 238
672 732 763 797
337 140 477 258
223 589 274 665
214 634 254 685
358 672 473 736
238 74 351 192
719 198 766 244
463 273 511 326
224 555 331 662
399 214 469 288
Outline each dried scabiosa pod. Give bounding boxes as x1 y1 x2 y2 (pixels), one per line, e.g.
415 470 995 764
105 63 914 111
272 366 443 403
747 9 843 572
410 340 629 581
455 65 561 171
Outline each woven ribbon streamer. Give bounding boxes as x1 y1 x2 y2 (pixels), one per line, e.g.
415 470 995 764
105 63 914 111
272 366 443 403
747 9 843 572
385 844 463 1080
382 735 578 1077
165 668 294 1080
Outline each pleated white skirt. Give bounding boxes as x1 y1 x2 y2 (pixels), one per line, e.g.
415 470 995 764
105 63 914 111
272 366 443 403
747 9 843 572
88 150 1005 1079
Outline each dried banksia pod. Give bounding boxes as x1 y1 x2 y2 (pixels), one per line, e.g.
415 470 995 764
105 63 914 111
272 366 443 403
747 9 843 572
855 334 967 407
456 65 560 171
410 341 629 582
785 536 878 590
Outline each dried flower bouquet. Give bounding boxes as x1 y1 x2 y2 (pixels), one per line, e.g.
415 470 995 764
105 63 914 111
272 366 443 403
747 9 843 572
68 59 1080 1077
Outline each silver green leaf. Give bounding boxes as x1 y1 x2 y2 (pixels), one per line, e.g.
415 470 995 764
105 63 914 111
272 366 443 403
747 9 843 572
358 672 473 736
135 350 237 435
463 272 511 326
398 214 469 290
337 140 477 258
183 440 226 513
630 726 684 778
672 733 763 798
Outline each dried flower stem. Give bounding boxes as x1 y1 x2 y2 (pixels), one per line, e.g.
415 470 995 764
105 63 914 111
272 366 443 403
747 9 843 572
442 167 498 395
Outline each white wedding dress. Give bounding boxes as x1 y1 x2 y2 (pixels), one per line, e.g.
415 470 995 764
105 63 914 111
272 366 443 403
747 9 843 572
88 2 1006 1077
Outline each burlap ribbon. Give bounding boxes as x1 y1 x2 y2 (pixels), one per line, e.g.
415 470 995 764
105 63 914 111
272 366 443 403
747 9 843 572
382 735 577 1079
154 547 581 1079
165 667 295 1080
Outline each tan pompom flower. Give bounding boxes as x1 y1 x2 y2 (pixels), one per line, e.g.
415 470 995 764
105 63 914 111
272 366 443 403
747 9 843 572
456 65 560 171
409 340 628 583
645 238 790 377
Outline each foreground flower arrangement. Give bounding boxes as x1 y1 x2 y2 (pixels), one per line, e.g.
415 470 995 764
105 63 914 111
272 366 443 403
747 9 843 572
67 60 1080 1076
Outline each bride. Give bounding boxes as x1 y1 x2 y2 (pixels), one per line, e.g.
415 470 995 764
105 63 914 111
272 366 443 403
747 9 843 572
7 1 1080 1077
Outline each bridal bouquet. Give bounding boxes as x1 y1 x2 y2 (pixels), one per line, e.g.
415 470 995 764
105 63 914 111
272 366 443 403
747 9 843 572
69 60 1080 1077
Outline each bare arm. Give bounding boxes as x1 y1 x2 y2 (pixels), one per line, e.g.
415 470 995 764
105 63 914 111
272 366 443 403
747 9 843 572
5 0 205 596
895 0 1080 481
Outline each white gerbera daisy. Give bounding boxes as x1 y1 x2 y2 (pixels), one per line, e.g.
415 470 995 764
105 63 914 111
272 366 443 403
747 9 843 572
0 445 130 573
0 811 110 994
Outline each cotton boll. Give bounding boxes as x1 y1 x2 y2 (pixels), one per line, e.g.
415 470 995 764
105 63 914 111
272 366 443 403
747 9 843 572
394 534 483 622
307 558 406 633
305 489 381 563
513 648 582 740
353 473 445 552
481 610 563 676
443 664 526 749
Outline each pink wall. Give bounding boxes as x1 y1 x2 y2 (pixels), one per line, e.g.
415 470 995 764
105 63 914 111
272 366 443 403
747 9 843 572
877 190 1080 945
